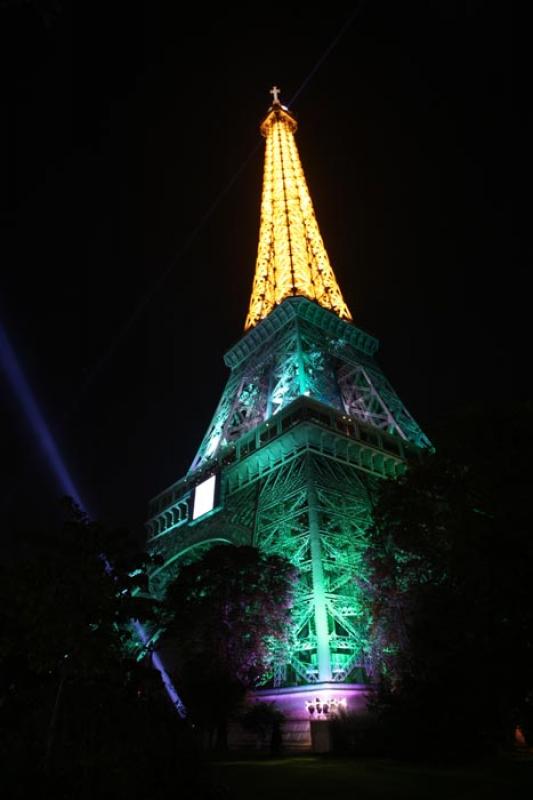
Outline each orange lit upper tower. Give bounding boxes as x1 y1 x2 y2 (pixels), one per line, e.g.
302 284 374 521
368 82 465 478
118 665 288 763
245 87 352 330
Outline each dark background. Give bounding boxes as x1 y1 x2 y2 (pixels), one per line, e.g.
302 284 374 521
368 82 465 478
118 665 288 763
0 2 515 541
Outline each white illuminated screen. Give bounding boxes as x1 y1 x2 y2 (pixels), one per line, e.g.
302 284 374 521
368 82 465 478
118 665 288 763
192 475 216 520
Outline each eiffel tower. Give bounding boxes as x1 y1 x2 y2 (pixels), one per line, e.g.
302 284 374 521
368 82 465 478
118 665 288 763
147 89 430 728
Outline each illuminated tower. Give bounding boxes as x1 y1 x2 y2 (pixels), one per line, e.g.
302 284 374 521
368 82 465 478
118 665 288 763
147 90 430 731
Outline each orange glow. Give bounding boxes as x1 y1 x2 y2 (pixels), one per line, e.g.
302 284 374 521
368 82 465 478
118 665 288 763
245 105 352 330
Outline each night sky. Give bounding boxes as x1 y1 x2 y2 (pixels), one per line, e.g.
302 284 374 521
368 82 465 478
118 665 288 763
1 2 516 542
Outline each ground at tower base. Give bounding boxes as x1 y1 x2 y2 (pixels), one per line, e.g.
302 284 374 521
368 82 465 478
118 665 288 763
207 753 533 800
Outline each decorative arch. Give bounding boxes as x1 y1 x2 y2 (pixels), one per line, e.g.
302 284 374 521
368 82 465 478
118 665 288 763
150 536 232 582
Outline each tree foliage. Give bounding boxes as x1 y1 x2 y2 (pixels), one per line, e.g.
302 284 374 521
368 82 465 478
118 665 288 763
0 501 199 797
161 544 296 741
241 701 285 753
363 405 533 756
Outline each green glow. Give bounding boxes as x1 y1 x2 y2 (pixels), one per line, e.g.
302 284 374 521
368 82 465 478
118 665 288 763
149 298 428 685
251 445 372 684
306 463 332 681
190 300 430 471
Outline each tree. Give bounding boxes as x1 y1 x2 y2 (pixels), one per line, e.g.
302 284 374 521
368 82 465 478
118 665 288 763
161 544 296 748
241 702 285 754
0 501 200 798
363 404 533 757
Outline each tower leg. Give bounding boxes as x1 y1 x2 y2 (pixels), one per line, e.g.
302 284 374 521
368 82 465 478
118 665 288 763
306 455 332 681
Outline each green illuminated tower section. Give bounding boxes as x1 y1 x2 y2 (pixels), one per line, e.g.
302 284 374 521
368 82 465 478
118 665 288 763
147 92 430 687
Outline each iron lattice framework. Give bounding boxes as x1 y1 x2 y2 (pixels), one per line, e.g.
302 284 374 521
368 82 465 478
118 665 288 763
253 451 374 684
191 298 429 471
147 299 429 685
245 103 351 329
147 95 430 688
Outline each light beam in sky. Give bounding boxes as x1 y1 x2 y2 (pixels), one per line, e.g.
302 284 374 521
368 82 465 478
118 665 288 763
0 319 186 717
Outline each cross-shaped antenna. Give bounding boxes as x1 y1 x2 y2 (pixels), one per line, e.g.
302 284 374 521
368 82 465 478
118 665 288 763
270 85 281 105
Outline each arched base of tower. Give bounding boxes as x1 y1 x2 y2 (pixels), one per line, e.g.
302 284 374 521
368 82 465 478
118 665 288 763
228 683 371 753
252 682 370 721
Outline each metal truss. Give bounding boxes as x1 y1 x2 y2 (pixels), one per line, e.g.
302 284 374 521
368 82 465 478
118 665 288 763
191 299 430 469
148 300 429 689
148 417 380 686
148 484 257 598
245 104 352 330
252 451 373 686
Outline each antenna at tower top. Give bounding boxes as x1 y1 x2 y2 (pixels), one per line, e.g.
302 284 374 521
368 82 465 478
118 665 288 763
270 85 281 105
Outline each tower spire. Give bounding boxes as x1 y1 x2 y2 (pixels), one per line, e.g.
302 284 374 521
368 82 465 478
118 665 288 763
245 90 353 330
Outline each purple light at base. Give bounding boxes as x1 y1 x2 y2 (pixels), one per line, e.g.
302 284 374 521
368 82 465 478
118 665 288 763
252 683 369 721
0 321 186 718
0 322 84 508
